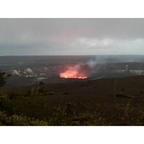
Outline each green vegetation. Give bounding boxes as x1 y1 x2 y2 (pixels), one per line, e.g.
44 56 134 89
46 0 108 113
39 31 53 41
0 111 48 126
1 71 144 125
0 72 7 87
115 92 134 99
0 85 143 126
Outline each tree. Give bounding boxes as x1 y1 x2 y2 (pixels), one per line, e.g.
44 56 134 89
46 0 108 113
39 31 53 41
0 72 11 87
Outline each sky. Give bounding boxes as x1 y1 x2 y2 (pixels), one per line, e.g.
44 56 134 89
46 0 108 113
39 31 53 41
1 18 144 55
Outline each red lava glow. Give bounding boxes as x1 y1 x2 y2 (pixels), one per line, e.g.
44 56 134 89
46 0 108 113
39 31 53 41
59 65 89 79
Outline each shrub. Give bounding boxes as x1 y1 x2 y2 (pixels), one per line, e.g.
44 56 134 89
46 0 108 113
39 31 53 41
63 92 69 95
47 91 55 95
0 72 11 88
0 111 49 126
116 93 134 99
48 106 69 125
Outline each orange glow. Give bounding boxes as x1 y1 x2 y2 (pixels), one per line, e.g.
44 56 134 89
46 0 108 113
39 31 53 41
59 65 88 79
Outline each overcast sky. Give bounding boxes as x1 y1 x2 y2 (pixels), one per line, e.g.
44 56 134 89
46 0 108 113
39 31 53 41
1 18 144 55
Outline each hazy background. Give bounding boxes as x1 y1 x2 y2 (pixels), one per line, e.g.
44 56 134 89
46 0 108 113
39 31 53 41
0 18 144 55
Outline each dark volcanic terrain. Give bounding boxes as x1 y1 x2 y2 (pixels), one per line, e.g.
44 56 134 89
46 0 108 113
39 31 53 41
1 76 144 125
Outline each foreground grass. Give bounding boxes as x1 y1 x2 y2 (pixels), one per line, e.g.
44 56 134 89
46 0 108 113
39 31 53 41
0 81 144 126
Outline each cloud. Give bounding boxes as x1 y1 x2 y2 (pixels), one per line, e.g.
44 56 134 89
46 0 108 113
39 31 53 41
70 38 114 48
66 38 144 55
0 19 144 55
1 37 144 55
